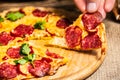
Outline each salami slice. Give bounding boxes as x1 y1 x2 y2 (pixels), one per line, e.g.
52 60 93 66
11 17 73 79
41 57 53 63
19 8 25 14
0 32 14 45
32 9 48 17
82 12 102 31
6 47 21 59
28 60 51 77
81 33 102 49
11 24 34 37
29 46 34 54
65 26 82 48
0 62 18 79
2 56 8 61
46 49 63 59
56 18 71 29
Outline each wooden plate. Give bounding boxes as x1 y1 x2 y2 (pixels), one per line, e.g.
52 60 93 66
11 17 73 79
28 39 106 80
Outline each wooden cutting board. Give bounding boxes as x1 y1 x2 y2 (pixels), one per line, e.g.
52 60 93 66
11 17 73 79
27 39 106 80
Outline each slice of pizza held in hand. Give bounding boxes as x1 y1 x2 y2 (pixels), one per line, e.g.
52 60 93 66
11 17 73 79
47 12 106 50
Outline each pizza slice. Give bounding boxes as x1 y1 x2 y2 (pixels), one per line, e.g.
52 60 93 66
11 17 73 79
46 12 106 50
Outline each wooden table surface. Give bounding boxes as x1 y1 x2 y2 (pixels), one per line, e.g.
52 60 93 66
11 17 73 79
0 0 120 80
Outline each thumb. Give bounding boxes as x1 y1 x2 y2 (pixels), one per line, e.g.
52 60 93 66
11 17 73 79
86 0 101 13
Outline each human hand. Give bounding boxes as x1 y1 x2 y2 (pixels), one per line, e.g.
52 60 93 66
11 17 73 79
74 0 115 19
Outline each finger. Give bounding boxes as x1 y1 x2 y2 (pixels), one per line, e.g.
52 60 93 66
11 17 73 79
86 0 101 13
98 0 106 19
74 0 86 12
105 0 115 12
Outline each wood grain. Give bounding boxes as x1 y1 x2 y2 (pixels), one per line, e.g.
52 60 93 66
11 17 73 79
26 39 106 80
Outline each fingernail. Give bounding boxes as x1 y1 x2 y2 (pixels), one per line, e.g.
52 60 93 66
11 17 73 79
87 2 97 13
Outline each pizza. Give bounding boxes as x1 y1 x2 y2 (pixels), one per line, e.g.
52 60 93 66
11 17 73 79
0 6 106 80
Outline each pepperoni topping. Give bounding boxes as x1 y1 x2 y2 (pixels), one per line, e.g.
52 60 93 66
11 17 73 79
81 33 102 49
65 26 82 48
0 32 14 45
56 18 71 29
19 8 25 14
41 57 53 63
11 24 34 37
82 12 102 31
32 9 48 17
28 60 51 77
0 62 18 79
46 49 63 59
2 56 8 61
29 46 34 54
6 47 21 59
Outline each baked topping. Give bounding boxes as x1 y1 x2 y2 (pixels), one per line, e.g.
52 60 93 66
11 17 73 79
65 26 82 48
82 12 102 31
0 32 14 45
11 24 34 37
6 11 25 21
